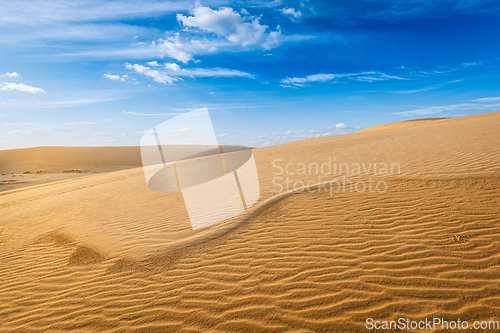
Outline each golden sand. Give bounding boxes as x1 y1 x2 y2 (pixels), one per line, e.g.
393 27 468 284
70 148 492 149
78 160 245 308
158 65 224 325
1 112 499 332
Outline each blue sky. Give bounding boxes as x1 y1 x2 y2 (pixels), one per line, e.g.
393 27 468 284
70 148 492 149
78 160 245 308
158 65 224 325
1 0 499 149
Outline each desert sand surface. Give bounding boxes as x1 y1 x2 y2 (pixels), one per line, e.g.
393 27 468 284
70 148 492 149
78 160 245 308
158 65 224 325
1 112 500 332
0 172 98 193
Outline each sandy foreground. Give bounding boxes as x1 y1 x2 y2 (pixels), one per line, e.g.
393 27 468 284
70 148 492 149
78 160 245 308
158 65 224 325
1 113 499 332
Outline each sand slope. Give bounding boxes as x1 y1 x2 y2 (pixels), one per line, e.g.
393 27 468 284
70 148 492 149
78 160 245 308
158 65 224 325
1 112 500 332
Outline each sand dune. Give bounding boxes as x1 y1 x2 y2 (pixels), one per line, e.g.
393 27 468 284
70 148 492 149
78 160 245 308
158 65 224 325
0 146 142 192
0 146 143 174
1 112 499 332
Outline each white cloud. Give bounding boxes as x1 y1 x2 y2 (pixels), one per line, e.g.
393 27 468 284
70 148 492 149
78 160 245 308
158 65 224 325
335 123 349 129
177 5 282 49
165 63 182 71
167 67 254 78
125 63 176 84
37 5 305 63
158 34 214 63
127 62 254 82
103 73 125 81
147 61 160 67
281 71 404 87
262 28 282 49
281 7 302 20
5 72 20 78
1 82 46 94
240 8 249 14
121 74 138 83
473 96 500 102
254 0 283 8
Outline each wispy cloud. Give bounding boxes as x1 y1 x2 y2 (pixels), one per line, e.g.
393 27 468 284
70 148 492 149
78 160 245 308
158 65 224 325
281 71 405 87
103 73 138 84
1 82 46 94
0 0 196 26
2 122 35 126
217 123 360 147
0 1 192 49
124 62 254 84
362 79 463 94
473 96 500 102
104 73 125 81
51 43 159 60
121 111 180 117
125 63 176 84
410 62 483 77
6 126 73 136
92 132 115 137
394 79 463 94
163 63 254 78
158 34 216 63
67 120 97 125
281 62 481 88
5 72 20 78
281 7 302 21
0 95 124 109
394 96 500 116
0 24 157 45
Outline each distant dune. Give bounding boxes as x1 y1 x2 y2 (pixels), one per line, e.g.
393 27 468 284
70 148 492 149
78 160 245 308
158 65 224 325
0 146 143 174
357 117 450 133
0 145 249 192
1 112 499 332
